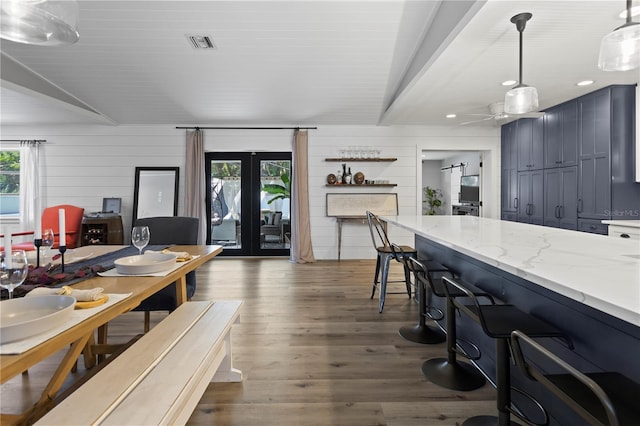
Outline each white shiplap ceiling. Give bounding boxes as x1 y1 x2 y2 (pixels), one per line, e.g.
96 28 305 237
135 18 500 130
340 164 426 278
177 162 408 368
0 0 638 128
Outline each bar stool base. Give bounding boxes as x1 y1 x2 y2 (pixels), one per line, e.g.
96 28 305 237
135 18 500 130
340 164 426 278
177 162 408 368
399 324 445 344
462 415 521 426
422 358 485 391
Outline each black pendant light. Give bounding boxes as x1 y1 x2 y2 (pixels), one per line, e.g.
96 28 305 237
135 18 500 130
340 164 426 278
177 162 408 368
504 12 539 114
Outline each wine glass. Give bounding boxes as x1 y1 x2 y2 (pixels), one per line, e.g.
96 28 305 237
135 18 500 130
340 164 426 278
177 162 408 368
41 228 55 259
0 250 29 299
131 226 150 255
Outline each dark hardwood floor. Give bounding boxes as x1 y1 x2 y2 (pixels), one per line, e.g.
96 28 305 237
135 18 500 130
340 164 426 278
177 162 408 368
1 258 497 425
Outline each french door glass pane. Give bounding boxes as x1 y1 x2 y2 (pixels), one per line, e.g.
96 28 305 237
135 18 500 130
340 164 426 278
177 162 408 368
210 160 241 249
259 159 291 250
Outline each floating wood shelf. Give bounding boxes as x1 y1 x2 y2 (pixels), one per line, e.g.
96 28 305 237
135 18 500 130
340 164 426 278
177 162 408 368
324 157 397 162
325 184 397 187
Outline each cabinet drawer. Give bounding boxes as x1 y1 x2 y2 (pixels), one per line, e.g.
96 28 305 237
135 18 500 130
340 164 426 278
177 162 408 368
609 229 640 240
608 225 640 240
578 219 608 235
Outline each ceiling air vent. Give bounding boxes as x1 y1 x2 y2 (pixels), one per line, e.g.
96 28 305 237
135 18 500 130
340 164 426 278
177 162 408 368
186 34 216 49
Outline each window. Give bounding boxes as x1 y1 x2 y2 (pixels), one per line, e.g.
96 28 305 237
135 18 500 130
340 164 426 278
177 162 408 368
0 150 20 217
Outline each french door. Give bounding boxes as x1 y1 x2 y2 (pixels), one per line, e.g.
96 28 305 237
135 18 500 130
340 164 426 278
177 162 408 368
205 152 291 256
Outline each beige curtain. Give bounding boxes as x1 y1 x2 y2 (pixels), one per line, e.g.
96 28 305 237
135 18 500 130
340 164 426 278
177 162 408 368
184 129 206 243
290 129 315 263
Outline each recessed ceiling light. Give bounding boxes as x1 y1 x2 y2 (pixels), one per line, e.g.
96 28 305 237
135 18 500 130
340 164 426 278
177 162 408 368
501 80 517 86
619 5 640 18
576 80 594 86
446 114 456 118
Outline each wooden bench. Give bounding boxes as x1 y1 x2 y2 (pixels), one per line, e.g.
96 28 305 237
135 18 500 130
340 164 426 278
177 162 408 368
36 300 243 426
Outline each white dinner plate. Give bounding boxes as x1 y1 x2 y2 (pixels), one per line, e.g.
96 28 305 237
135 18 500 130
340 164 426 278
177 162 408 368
0 295 76 344
114 253 177 275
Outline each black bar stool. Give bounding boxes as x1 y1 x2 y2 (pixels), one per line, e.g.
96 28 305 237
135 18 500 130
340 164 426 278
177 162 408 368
417 262 488 391
442 276 571 426
366 211 415 313
511 330 640 426
391 245 446 344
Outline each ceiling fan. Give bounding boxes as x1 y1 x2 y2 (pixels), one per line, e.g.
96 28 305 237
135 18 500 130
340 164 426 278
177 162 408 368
460 102 544 126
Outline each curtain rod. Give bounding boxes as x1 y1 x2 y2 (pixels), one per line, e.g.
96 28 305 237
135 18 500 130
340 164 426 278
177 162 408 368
175 126 317 130
441 162 467 171
0 139 47 143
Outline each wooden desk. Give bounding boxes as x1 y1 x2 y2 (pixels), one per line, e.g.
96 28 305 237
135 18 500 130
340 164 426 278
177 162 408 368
0 244 222 424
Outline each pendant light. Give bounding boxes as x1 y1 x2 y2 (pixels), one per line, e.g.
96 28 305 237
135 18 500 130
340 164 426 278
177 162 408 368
0 0 79 46
504 12 539 115
598 0 640 71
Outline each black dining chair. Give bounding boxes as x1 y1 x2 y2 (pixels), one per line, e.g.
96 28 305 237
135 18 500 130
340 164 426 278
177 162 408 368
133 216 200 332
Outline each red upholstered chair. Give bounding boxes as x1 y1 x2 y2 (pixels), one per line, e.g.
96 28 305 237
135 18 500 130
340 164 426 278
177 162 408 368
0 205 84 252
42 205 84 249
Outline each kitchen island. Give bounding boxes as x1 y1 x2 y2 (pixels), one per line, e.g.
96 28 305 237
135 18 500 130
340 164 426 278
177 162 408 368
382 215 640 425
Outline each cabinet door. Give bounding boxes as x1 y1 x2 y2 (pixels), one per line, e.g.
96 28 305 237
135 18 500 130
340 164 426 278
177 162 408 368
501 122 518 214
544 107 562 168
559 166 578 230
544 102 578 168
530 169 544 225
578 89 611 220
531 117 543 170
561 102 579 167
517 119 532 171
543 169 561 228
517 171 531 223
516 118 544 171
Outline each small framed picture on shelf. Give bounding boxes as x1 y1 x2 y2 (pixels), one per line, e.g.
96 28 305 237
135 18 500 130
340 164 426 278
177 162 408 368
102 197 122 214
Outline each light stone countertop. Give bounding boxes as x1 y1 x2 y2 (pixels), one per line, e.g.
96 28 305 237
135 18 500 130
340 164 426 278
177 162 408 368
602 220 640 229
381 215 640 327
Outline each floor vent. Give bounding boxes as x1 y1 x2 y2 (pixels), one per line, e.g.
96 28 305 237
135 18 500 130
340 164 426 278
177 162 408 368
186 34 216 49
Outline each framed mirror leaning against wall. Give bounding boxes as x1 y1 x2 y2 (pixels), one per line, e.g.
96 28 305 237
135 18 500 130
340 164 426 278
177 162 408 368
132 167 179 224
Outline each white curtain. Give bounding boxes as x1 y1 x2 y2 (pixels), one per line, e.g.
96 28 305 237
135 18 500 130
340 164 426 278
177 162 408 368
290 129 315 263
185 130 206 243
19 141 40 231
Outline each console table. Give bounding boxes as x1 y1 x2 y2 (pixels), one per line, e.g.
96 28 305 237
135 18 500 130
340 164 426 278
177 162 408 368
81 215 124 245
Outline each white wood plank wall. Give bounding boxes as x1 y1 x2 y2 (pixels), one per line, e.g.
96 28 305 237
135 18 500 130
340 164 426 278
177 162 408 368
0 124 499 259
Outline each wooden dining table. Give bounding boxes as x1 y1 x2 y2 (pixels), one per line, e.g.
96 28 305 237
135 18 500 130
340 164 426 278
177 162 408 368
0 244 222 425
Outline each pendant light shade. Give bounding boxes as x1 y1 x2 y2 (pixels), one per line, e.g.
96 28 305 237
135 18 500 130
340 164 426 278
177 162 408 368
598 0 640 71
0 0 79 46
504 12 539 115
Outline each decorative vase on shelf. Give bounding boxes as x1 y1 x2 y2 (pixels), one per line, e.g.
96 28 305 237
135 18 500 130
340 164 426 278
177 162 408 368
345 167 352 184
354 171 365 184
341 164 347 184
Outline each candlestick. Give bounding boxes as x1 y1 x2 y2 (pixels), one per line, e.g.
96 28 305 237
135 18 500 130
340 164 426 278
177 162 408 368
3 228 12 268
58 245 66 273
58 208 66 247
33 238 43 268
34 197 42 239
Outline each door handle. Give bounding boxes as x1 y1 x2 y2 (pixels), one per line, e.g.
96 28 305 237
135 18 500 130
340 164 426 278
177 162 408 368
555 205 560 218
514 198 519 209
560 205 564 218
620 233 631 239
577 199 583 213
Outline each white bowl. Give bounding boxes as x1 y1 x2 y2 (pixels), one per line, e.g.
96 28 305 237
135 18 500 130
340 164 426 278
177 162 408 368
114 253 177 275
0 295 76 344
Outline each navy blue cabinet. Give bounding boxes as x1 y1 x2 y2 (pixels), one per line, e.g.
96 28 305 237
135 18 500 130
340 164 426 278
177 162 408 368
577 85 640 232
543 166 578 229
502 84 639 233
517 170 544 225
501 121 518 221
544 101 578 168
517 117 544 171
